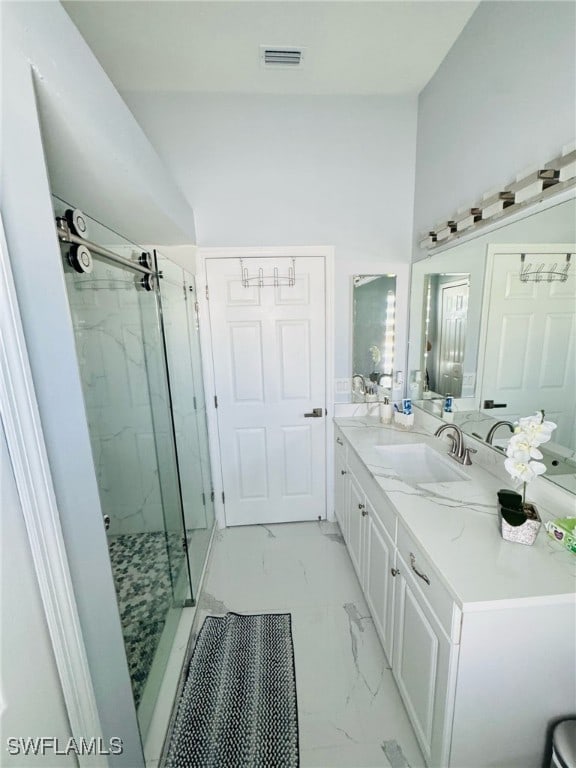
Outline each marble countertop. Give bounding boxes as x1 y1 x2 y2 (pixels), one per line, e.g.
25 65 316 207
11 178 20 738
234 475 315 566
335 416 576 609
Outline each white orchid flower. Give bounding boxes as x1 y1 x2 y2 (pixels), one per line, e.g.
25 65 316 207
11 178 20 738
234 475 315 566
506 435 543 461
517 412 557 444
504 457 547 483
504 412 556 492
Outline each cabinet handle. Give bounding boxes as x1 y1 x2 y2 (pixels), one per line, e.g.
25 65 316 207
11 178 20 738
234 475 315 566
341 470 347 475
336 437 344 446
358 503 365 510
362 508 368 517
410 553 430 585
391 568 400 577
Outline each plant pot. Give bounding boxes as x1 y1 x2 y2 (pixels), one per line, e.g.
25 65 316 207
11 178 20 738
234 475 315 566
498 501 542 546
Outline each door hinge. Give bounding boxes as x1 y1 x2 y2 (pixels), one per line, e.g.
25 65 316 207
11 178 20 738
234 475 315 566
214 395 218 408
202 491 206 506
221 491 225 504
182 536 188 551
205 284 209 300
211 490 215 502
183 284 188 300
194 301 200 315
193 395 197 410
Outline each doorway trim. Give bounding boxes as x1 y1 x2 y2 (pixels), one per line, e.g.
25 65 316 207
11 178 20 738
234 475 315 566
0 214 104 764
196 246 335 529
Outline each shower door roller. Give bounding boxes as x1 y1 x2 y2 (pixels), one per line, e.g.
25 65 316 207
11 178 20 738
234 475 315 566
103 515 111 531
68 244 93 274
139 251 153 270
65 208 89 238
139 273 157 292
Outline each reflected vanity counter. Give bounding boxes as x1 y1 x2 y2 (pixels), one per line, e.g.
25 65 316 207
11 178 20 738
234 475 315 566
415 400 576 495
333 412 575 768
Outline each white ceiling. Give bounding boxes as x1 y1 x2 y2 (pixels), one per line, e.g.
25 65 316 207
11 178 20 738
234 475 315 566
62 1 479 96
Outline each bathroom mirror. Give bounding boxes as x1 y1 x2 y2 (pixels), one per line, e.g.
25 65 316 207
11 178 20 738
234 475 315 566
352 274 397 398
408 194 576 495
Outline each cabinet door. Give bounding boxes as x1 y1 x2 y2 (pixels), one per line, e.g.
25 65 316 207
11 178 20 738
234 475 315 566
392 559 455 767
347 473 365 585
364 505 395 663
334 452 349 539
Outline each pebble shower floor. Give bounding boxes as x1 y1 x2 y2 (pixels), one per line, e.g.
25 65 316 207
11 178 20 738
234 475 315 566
108 531 179 706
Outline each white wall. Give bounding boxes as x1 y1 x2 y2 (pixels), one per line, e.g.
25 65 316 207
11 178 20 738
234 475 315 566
125 92 418 388
413 0 576 254
0 423 75 768
0 3 200 763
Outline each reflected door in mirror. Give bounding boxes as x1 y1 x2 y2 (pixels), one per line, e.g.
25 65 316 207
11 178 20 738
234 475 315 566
481 250 576 450
422 274 469 398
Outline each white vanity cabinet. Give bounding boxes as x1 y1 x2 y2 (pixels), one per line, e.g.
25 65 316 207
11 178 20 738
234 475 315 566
335 429 457 767
346 471 367 583
332 423 576 768
391 536 459 767
364 499 396 662
334 434 348 538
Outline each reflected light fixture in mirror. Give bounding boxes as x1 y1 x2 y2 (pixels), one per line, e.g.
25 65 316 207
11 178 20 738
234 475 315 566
352 274 397 401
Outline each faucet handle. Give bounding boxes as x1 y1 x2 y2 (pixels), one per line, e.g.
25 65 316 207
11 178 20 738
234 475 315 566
462 447 477 465
446 434 458 455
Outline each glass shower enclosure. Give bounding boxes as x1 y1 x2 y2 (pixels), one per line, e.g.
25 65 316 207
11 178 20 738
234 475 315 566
53 197 214 741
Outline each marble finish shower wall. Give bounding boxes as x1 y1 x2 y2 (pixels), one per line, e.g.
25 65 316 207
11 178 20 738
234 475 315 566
66 264 166 535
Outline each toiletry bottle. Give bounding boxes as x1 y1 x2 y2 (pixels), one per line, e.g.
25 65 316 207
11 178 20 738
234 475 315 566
380 397 393 424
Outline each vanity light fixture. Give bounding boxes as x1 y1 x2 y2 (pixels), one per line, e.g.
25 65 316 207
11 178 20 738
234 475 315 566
547 149 576 183
480 190 515 220
507 168 559 205
382 290 396 378
420 144 576 250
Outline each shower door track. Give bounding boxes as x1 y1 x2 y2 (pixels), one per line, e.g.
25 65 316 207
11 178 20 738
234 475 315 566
56 218 156 276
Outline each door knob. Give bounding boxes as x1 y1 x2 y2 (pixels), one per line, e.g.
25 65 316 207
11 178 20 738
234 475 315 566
304 407 323 418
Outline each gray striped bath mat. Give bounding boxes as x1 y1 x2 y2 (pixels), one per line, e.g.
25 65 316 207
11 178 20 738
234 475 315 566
165 612 299 767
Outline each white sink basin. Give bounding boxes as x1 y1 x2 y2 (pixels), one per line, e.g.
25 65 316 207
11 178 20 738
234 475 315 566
373 443 470 484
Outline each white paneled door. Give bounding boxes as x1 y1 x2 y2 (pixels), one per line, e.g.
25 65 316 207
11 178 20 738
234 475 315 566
482 248 576 446
206 256 326 526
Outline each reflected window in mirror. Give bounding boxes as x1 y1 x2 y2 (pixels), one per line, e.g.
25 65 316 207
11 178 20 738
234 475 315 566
352 275 396 399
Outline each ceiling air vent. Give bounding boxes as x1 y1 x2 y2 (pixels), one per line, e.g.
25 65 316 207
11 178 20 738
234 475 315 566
260 46 304 68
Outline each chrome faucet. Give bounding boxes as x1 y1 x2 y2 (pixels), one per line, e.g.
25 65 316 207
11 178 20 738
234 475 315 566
352 374 366 395
434 423 477 465
486 420 515 445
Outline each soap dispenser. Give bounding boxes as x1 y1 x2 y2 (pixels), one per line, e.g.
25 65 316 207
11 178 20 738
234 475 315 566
380 397 393 424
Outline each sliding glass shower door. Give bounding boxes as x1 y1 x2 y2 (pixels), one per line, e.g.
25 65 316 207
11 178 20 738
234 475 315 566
53 197 192 740
155 254 215 595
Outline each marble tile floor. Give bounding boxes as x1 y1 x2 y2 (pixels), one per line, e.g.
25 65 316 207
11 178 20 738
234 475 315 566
190 520 426 768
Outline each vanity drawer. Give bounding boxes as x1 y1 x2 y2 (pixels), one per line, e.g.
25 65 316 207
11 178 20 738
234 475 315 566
397 522 461 643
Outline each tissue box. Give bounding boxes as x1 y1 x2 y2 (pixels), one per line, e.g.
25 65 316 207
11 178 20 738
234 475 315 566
545 518 576 554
